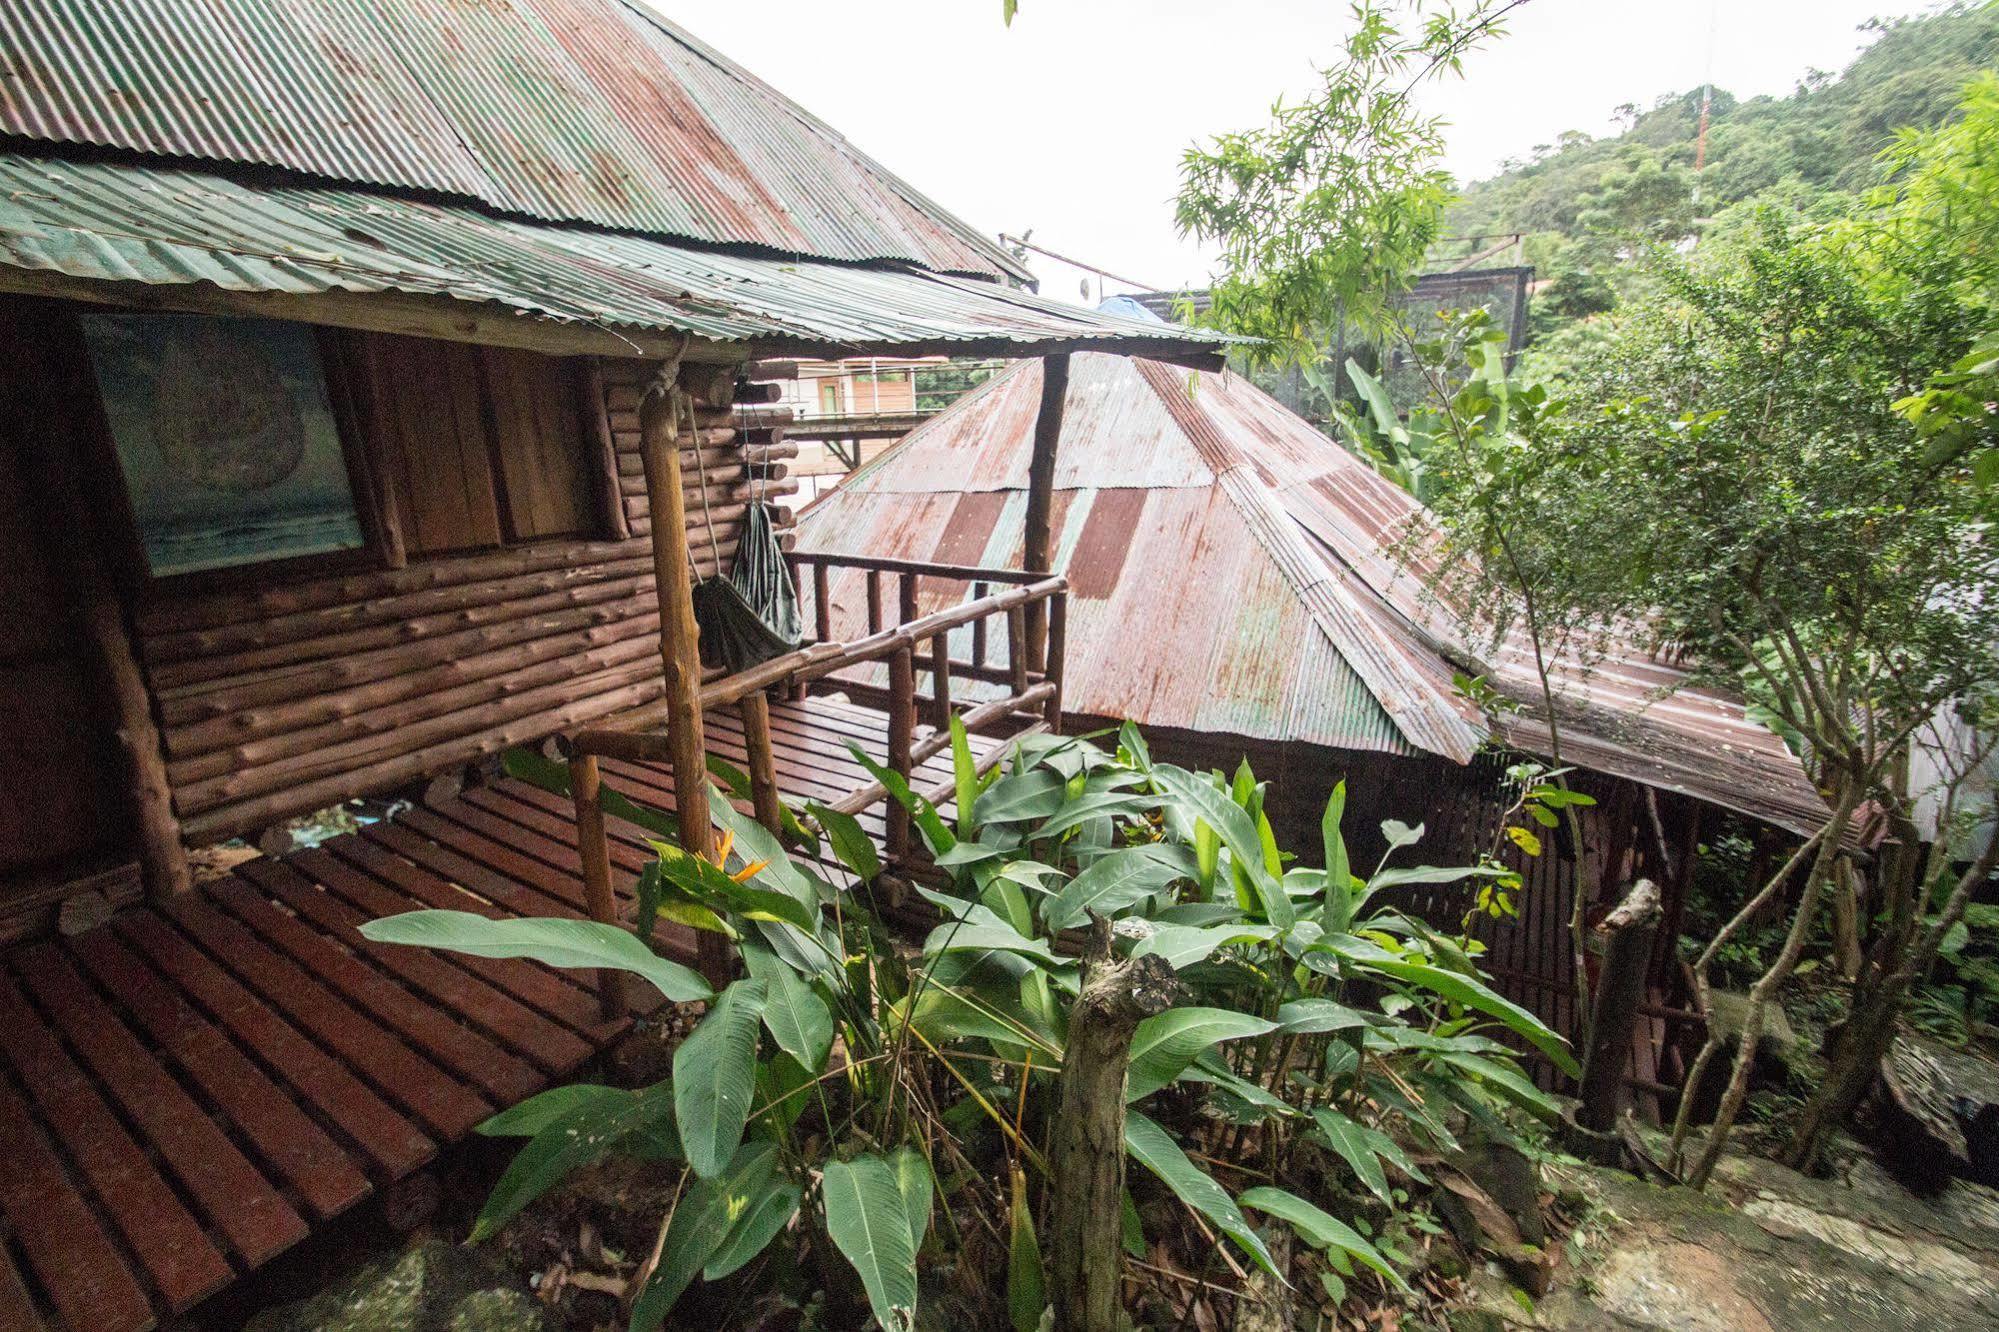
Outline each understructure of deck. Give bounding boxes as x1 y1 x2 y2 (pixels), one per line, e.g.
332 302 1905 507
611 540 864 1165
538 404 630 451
0 694 980 1332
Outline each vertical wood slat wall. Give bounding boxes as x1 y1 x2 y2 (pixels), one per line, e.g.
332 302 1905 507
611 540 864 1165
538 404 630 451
128 350 795 846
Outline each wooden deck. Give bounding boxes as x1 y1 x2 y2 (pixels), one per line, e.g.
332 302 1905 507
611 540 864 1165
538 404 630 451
0 693 981 1332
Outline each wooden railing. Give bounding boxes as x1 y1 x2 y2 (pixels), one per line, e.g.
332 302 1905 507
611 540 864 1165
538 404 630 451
567 551 1067 865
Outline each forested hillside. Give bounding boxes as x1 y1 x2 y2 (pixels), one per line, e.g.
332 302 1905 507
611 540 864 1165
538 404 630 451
1444 2 1999 360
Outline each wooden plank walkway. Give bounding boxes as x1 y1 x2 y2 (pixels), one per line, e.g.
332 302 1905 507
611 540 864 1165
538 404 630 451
0 694 982 1332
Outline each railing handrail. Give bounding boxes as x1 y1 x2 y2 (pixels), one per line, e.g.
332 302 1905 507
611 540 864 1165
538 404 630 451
570 570 1066 757
785 549 1052 588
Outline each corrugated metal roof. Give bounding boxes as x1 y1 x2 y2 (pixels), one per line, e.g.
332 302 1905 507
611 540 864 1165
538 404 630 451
798 352 1828 832
0 153 1225 356
0 0 1025 280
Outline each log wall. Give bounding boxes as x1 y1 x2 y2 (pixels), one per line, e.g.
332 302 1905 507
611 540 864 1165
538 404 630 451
134 355 796 845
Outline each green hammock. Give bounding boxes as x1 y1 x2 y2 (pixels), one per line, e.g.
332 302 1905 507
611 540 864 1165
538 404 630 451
692 501 803 673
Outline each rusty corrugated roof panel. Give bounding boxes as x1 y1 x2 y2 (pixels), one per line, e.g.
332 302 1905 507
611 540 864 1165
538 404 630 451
0 0 1026 280
0 153 1228 356
798 352 1827 832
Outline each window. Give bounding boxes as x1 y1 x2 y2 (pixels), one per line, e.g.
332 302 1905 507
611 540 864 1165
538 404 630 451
82 314 367 576
346 334 600 556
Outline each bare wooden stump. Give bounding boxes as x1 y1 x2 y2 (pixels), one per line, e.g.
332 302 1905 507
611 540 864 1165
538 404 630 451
1577 879 1661 1133
1049 917 1180 1332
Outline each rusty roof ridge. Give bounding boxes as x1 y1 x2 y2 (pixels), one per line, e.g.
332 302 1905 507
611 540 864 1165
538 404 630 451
1129 357 1486 762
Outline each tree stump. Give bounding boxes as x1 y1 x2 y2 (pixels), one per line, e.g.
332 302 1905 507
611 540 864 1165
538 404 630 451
1577 879 1661 1133
1049 917 1181 1332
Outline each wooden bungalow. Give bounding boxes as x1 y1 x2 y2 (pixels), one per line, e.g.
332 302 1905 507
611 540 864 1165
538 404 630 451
0 3 1231 1328
795 351 1829 1077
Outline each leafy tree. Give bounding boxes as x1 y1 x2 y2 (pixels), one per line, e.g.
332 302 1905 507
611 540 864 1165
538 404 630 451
1431 210 1999 1184
1175 0 1524 363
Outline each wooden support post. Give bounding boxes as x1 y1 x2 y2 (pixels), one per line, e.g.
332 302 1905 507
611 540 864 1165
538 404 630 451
1021 353 1070 673
1578 879 1662 1132
970 581 989 668
1006 605 1030 696
929 633 953 733
18 323 192 899
813 562 831 643
886 647 915 862
866 571 883 634
738 691 784 836
1045 591 1068 733
897 572 918 627
567 754 627 1020
638 367 730 986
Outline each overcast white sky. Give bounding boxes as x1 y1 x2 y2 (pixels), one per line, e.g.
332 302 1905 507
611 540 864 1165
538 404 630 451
654 0 1939 300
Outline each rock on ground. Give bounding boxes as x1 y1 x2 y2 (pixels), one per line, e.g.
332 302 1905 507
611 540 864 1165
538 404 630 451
1450 1144 1999 1332
245 1239 553 1332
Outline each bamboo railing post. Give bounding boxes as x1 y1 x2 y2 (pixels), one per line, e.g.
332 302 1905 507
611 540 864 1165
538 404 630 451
813 561 831 643
886 647 916 861
638 364 730 987
971 580 989 669
929 632 952 733
739 691 784 836
1022 353 1070 673
1045 590 1068 733
567 754 627 1020
897 571 918 627
865 571 883 634
1006 605 1030 696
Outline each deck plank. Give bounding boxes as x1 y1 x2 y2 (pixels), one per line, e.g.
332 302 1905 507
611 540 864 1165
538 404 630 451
297 842 613 1047
236 856 590 1077
159 897 491 1141
0 1236 48 1332
0 1079 154 1332
11 947 310 1269
112 910 434 1180
0 972 230 1314
65 928 370 1222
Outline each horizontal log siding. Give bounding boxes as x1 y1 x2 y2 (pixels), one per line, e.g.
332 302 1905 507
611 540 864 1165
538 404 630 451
137 361 792 844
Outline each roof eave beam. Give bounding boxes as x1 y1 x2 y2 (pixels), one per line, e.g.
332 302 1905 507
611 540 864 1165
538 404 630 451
0 267 747 363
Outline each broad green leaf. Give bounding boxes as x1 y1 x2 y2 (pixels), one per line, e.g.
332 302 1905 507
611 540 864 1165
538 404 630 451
1044 843 1197 931
1030 792 1157 843
1124 1110 1280 1279
674 979 768 1177
951 715 980 840
889 1147 934 1254
657 827 818 934
1118 720 1152 773
1193 819 1220 897
1007 1169 1045 1332
849 744 957 857
923 917 1061 966
1379 819 1424 853
741 937 834 1073
702 1177 802 1281
1321 936 1578 1075
471 1083 674 1241
1322 780 1353 931
1311 1108 1389 1203
361 910 710 1003
822 1154 920 1331
808 801 882 883
1366 864 1514 891
1153 766 1292 928
981 874 1035 936
1131 921 1278 970
1181 1054 1297 1118
630 1142 778 1329
1127 1007 1277 1101
477 1082 628 1138
1439 1051 1560 1120
1238 1186 1407 1291
975 768 1068 824
1274 997 1371 1035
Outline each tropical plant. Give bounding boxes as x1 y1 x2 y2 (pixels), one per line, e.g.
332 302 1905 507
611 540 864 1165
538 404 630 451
363 724 1572 1328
